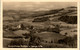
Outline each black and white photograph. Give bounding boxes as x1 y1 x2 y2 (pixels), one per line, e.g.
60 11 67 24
3 2 77 48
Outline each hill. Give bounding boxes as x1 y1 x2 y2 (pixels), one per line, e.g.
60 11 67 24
58 6 77 24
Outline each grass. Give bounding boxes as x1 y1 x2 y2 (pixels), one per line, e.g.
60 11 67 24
34 32 66 43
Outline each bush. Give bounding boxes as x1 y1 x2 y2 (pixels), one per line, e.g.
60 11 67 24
58 15 77 24
29 35 42 46
32 17 49 22
58 35 77 48
8 38 28 47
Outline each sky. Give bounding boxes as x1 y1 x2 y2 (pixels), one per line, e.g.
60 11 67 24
3 2 77 11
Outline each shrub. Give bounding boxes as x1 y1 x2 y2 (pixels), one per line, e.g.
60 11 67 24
58 15 77 24
58 35 77 48
8 38 28 47
29 35 42 46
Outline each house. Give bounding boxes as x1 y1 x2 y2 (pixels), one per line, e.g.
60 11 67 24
17 23 26 30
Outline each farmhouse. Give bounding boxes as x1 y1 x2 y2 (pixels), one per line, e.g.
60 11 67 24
17 23 26 30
